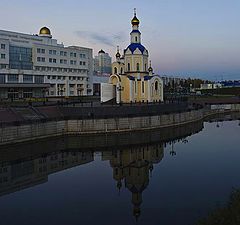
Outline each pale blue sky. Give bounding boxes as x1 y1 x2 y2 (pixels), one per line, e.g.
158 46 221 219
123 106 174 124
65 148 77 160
1 0 239 80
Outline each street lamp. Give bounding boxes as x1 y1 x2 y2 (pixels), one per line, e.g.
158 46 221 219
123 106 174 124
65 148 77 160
116 85 124 105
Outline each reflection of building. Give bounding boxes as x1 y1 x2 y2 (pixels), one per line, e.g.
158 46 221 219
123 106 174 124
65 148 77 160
0 151 93 196
102 144 164 220
93 49 112 95
102 10 163 104
0 27 93 99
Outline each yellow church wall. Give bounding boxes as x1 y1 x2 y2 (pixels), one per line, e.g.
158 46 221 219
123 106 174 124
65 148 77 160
120 76 131 102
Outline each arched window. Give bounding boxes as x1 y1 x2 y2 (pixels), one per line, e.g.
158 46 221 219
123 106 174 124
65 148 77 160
136 63 140 71
128 63 130 71
142 81 144 93
120 67 123 74
135 36 138 42
114 67 117 74
155 81 158 91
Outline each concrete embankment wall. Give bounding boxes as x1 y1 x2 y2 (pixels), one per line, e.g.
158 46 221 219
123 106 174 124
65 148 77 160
0 104 239 146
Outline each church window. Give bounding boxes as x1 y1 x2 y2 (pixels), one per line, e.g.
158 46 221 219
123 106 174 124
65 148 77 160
120 67 123 74
155 81 158 90
135 36 138 42
135 81 137 93
136 63 140 71
142 81 144 93
114 67 117 74
128 63 130 71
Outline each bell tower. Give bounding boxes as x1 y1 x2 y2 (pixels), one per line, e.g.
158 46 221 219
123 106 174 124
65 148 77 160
130 8 141 44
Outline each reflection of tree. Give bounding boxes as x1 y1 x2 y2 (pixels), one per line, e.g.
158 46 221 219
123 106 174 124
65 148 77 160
196 189 240 225
104 144 164 221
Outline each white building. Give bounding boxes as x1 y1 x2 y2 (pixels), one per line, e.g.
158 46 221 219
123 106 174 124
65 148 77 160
94 49 111 76
0 27 93 99
93 49 112 95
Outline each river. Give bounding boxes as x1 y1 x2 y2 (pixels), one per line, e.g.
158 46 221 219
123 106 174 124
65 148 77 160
0 113 239 225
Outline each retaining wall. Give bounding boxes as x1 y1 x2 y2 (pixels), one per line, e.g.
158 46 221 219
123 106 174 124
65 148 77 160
0 104 239 146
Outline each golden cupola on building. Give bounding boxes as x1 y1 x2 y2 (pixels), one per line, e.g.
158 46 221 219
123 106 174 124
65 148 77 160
131 9 140 26
39 26 52 38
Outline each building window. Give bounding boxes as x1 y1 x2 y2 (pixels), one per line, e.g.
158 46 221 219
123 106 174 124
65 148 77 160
114 67 117 74
8 74 19 83
37 48 41 53
60 59 63 64
49 50 52 54
0 74 6 83
142 81 144 93
120 68 123 74
9 46 33 70
35 75 44 83
0 64 7 69
136 63 140 71
80 54 86 58
53 58 56 63
1 44 6 49
23 75 33 83
41 49 45 54
135 37 138 42
145 64 147 71
128 63 130 71
83 61 86 65
1 54 5 59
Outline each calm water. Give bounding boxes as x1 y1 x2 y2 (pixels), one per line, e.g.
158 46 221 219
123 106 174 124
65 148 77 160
0 116 239 225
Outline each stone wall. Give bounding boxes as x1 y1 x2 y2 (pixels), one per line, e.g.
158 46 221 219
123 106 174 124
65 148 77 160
0 104 239 146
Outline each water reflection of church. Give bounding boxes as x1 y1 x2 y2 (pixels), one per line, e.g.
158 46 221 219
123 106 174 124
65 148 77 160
102 144 164 220
0 119 205 221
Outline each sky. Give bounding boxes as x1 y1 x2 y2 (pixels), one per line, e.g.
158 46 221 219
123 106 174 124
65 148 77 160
1 0 239 80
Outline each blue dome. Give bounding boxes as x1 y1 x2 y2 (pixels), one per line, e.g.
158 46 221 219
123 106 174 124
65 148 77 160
124 43 147 54
130 30 141 34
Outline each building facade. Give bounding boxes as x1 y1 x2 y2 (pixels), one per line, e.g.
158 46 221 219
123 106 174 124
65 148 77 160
107 10 163 103
94 49 111 75
0 27 93 99
93 49 112 95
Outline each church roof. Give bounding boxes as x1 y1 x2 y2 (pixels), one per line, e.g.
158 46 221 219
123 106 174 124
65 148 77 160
127 75 135 80
130 30 141 34
124 43 146 54
144 75 154 80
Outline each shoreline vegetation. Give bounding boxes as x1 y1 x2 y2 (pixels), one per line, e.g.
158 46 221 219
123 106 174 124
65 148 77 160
197 189 240 225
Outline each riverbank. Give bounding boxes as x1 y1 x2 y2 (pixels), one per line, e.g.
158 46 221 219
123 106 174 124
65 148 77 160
0 103 239 146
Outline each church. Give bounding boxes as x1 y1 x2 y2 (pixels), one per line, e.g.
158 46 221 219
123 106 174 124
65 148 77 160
106 9 164 104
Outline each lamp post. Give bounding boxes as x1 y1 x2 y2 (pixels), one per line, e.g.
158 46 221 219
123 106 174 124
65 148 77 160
116 84 124 105
58 86 64 104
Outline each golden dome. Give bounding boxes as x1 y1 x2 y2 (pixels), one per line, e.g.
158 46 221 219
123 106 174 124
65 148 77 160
39 27 51 35
131 16 140 26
